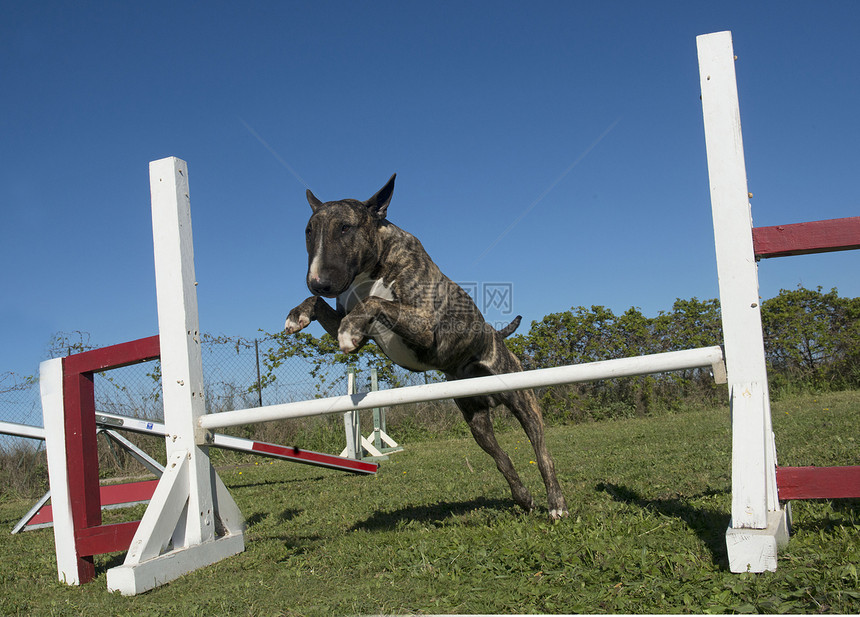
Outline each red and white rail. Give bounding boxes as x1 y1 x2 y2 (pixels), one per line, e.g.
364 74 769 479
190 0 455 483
96 411 377 474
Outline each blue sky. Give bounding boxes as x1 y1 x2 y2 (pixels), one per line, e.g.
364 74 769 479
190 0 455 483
2 1 858 380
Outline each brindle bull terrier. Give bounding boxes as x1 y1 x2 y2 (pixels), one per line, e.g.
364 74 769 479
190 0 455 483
284 174 568 519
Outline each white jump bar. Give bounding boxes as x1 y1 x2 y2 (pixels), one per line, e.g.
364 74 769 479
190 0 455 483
0 420 46 441
200 346 725 431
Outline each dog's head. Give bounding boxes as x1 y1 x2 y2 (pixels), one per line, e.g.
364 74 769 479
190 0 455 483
303 174 395 298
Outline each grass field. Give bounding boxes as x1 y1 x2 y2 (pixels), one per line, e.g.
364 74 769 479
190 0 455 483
1 391 858 615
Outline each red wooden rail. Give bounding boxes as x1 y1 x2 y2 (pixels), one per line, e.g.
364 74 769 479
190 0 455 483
776 466 860 501
752 216 860 259
25 480 158 528
250 441 378 474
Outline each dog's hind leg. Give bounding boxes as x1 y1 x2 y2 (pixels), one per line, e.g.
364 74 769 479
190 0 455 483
455 398 535 513
502 388 569 520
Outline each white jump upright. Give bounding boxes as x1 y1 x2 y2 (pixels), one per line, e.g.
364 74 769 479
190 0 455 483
106 158 244 595
340 368 402 460
697 31 788 572
341 369 362 459
40 357 79 582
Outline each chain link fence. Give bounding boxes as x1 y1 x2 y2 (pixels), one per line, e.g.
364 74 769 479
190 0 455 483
1 281 519 460
0 333 434 456
0 373 44 473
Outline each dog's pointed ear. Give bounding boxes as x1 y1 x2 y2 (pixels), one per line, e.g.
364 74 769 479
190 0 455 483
364 174 396 219
306 188 324 213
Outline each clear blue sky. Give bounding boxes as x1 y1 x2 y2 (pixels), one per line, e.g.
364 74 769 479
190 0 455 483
2 1 858 380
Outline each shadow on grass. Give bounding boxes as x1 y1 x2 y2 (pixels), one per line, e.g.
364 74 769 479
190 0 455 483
597 482 731 568
351 496 516 532
226 474 328 491
245 507 302 529
791 498 860 535
96 552 127 573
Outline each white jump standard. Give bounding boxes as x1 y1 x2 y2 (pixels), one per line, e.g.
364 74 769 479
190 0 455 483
102 158 243 595
698 31 860 572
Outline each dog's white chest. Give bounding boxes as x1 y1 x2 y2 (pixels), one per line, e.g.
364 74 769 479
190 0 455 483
337 273 393 312
371 325 434 372
337 273 433 372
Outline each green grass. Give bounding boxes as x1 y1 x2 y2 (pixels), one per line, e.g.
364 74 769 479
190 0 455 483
1 391 858 615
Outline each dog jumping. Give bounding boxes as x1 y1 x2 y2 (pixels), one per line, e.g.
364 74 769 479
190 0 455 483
284 174 568 519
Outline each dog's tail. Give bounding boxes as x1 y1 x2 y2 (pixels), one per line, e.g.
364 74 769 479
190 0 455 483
495 315 522 338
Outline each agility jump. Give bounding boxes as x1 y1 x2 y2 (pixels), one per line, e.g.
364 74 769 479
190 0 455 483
35 154 723 595
36 30 859 595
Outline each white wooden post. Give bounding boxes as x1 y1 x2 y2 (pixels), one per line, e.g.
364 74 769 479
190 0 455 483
370 369 402 456
697 31 788 572
342 368 360 459
371 369 383 451
40 357 80 583
106 157 244 595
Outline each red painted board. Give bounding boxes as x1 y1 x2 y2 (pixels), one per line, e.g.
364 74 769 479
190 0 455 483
776 466 860 500
25 481 159 527
58 337 160 585
63 369 101 525
76 521 141 557
63 335 160 375
25 504 54 526
251 441 378 475
753 217 860 259
99 480 159 504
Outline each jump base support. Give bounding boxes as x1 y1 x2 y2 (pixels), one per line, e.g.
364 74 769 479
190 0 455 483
725 507 791 573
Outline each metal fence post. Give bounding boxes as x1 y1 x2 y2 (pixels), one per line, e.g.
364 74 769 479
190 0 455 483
254 339 263 408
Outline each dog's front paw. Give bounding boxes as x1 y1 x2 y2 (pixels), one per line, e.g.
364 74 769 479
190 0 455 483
337 327 362 353
284 297 319 334
284 314 310 334
284 305 313 334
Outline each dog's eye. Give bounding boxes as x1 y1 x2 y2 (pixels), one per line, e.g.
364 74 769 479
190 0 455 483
341 224 351 235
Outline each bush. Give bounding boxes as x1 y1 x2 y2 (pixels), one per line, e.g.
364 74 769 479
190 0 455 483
762 286 860 393
508 287 859 420
2 287 856 495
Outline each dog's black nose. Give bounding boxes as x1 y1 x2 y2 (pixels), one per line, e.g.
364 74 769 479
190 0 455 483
308 277 334 296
